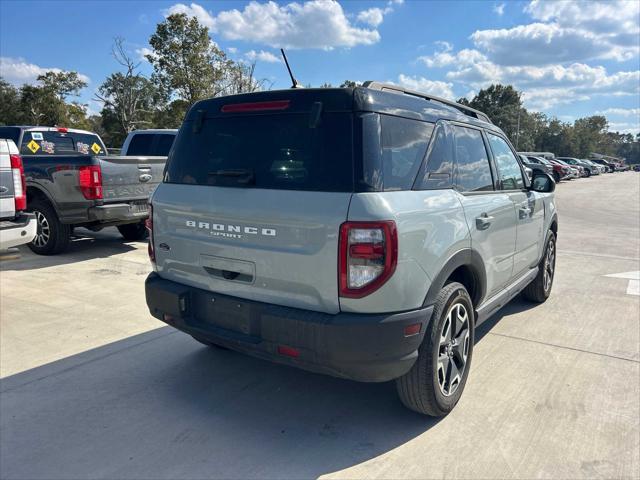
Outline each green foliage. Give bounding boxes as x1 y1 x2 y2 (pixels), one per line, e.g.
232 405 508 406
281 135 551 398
146 13 232 105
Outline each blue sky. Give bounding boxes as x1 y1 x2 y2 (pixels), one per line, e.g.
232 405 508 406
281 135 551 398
1 0 638 133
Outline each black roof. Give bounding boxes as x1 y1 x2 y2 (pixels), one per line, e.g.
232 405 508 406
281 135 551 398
184 83 500 133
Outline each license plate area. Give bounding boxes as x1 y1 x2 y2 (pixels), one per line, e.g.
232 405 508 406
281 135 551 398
190 290 257 336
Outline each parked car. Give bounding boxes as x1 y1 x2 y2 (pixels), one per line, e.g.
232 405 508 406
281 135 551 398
589 158 615 172
519 154 554 178
144 82 558 417
557 157 598 177
527 156 567 183
633 164 640 172
582 159 604 174
0 138 36 250
121 129 178 157
0 126 168 254
551 159 580 179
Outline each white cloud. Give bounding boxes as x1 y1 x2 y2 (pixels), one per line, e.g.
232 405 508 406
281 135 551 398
245 49 281 63
493 3 505 16
165 1 381 50
607 121 640 134
135 47 156 63
165 2 215 27
227 47 238 54
0 57 90 86
395 74 455 100
596 108 640 117
357 8 385 27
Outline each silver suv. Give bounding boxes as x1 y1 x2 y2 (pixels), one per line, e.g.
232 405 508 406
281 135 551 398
145 82 558 416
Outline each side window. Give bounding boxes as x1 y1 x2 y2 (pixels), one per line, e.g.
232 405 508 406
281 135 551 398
380 115 434 191
416 123 454 190
153 134 175 156
452 125 494 192
126 134 154 156
487 134 524 190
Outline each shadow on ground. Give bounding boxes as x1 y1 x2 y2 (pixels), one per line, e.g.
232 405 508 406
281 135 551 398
0 228 141 272
0 328 441 479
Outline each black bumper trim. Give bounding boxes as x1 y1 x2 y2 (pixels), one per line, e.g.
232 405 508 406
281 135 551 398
145 273 433 382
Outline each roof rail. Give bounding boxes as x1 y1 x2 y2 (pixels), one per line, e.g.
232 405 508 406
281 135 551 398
362 81 492 124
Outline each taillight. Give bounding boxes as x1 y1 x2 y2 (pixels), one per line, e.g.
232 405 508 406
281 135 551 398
57 127 68 133
146 203 155 263
9 154 26 211
78 165 102 199
339 221 398 298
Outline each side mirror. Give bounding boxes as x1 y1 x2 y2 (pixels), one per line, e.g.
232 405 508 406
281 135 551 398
530 172 555 193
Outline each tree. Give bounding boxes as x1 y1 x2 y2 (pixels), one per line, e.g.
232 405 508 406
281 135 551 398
37 71 87 101
0 78 21 125
95 37 160 142
340 80 361 88
467 84 523 141
222 61 271 95
146 13 231 105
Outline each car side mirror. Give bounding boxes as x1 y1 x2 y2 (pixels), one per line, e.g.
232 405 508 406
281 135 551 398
530 172 555 193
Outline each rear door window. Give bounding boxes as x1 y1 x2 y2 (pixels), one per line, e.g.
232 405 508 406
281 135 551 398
415 123 454 190
165 113 353 192
487 133 524 190
21 131 106 155
452 125 494 192
153 134 175 156
380 115 434 191
126 134 154 156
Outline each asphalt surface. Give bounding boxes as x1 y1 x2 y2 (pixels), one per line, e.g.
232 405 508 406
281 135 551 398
1 173 639 479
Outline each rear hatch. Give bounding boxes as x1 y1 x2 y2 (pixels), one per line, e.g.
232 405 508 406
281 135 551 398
152 90 355 314
99 156 165 203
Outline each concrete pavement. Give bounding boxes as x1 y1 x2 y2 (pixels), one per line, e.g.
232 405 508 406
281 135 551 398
1 172 638 479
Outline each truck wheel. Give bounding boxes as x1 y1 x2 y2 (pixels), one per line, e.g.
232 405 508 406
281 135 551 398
28 199 70 255
117 221 148 241
522 231 556 303
396 282 474 416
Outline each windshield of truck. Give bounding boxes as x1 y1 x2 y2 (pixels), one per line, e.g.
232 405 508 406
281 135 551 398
165 113 353 192
21 130 106 156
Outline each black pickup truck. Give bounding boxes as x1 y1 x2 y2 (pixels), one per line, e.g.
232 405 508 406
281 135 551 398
0 126 166 254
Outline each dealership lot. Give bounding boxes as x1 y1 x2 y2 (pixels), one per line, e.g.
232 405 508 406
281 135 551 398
1 174 638 479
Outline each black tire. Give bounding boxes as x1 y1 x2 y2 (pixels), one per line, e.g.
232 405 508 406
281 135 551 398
190 335 229 350
522 231 556 303
553 171 561 183
28 199 70 255
396 282 474 416
117 221 148 241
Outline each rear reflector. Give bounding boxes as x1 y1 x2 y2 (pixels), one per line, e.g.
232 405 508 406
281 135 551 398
404 323 421 337
221 100 290 113
277 345 300 358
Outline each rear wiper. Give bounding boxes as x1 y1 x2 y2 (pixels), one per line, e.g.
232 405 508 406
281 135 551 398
208 169 255 185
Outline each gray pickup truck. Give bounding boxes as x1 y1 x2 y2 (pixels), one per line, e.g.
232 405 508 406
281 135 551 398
0 138 36 250
144 83 558 416
0 126 166 254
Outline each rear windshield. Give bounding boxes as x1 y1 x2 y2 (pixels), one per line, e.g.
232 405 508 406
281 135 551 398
165 113 353 191
21 130 106 156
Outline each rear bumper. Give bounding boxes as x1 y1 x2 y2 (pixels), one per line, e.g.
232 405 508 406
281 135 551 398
0 213 37 250
88 202 149 224
145 273 433 382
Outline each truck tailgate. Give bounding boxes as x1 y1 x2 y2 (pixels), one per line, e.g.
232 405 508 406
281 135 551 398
99 155 166 202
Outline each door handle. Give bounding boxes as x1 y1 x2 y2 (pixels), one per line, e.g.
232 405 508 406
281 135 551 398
476 214 494 230
519 205 531 218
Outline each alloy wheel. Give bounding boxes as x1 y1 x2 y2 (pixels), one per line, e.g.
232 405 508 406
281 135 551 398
543 238 556 293
437 301 470 397
33 210 51 248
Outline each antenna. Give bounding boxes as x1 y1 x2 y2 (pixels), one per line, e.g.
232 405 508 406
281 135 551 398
280 49 301 89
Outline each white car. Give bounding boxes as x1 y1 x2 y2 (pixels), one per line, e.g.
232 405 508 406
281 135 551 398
0 139 36 250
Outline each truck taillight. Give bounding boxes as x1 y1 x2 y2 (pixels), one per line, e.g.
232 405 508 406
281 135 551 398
146 203 155 263
9 154 26 211
78 165 102 199
339 221 397 298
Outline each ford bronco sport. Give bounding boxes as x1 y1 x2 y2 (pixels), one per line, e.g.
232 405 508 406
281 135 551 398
145 82 558 416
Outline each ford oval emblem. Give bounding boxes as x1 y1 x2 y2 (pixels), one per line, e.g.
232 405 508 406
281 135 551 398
139 173 152 183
